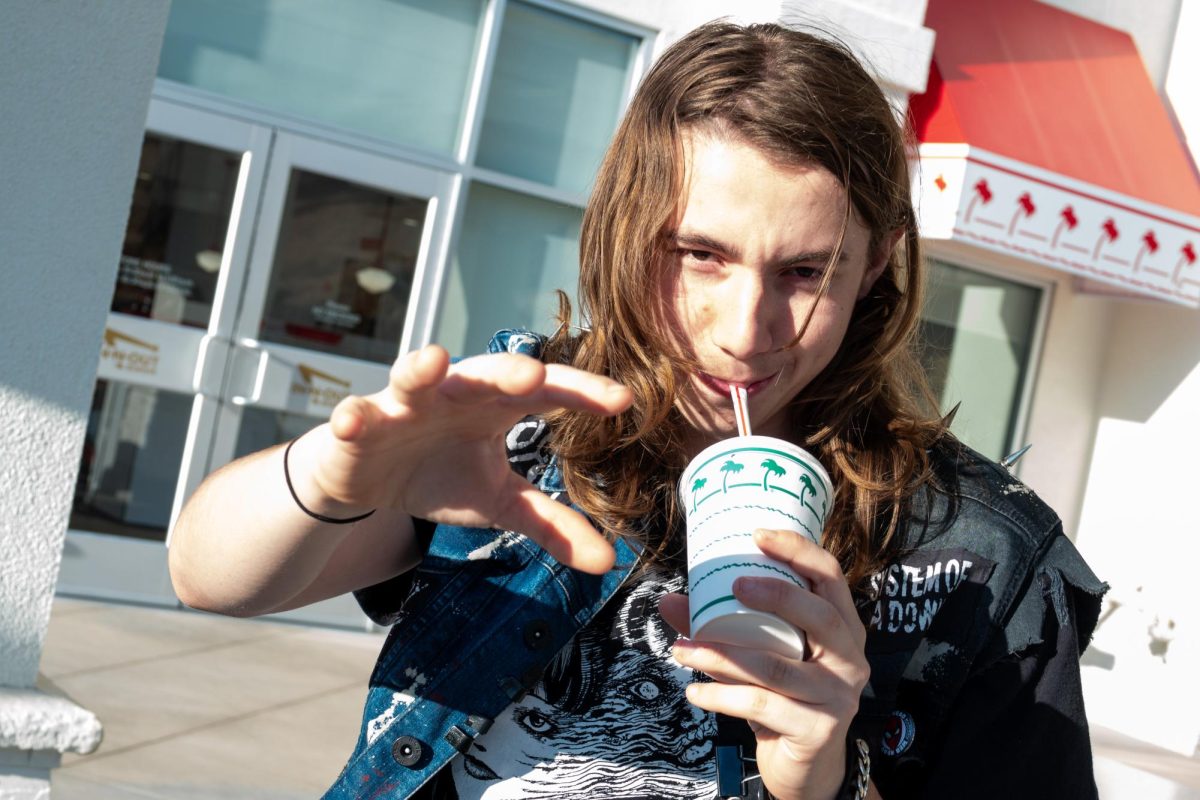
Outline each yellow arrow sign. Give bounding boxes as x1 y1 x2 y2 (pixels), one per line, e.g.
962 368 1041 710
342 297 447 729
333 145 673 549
103 328 159 351
298 364 351 388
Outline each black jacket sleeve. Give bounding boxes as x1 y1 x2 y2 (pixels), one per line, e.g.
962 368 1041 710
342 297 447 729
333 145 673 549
910 567 1101 798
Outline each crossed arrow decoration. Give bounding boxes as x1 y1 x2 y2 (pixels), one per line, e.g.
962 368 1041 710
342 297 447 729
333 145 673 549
1175 242 1198 289
959 176 1198 300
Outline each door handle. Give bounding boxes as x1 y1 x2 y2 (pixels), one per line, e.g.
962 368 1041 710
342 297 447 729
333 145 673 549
192 333 231 399
230 337 270 407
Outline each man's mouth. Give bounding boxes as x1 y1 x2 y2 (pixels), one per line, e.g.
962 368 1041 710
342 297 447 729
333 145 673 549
696 372 775 398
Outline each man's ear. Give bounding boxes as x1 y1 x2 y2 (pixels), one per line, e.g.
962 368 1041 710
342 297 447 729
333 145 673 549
857 227 904 300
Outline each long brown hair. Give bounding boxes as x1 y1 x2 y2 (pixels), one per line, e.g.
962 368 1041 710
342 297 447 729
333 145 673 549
544 21 949 590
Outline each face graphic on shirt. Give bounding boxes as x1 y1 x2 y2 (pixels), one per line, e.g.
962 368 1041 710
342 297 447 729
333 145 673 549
451 572 717 799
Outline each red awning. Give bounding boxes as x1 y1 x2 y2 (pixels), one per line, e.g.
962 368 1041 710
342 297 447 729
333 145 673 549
911 0 1200 216
909 0 1200 307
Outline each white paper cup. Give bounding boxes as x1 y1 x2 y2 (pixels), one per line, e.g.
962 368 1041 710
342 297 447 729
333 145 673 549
679 435 834 660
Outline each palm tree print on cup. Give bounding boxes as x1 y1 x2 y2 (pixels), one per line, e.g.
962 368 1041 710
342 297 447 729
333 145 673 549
690 477 707 512
798 473 826 523
760 458 786 490
720 459 744 492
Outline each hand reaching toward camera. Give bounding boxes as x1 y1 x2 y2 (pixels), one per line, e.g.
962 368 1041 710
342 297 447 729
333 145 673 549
301 344 632 574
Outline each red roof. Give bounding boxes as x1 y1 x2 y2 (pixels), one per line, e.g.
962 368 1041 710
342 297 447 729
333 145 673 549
910 0 1200 217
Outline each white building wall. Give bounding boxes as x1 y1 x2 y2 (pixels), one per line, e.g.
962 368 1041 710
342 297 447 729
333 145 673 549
1075 300 1200 754
1165 0 1200 168
1018 282 1116 538
1052 0 1200 757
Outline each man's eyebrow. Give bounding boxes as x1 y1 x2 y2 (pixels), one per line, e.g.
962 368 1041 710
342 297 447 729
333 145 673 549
671 231 737 258
670 230 847 266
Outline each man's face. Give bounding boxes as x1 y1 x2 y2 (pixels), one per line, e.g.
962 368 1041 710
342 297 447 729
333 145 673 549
664 133 886 450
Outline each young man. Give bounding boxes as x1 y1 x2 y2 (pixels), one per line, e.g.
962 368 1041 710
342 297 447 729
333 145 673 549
170 21 1105 800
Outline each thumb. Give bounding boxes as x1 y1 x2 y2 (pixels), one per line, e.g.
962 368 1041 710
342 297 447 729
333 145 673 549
329 395 380 443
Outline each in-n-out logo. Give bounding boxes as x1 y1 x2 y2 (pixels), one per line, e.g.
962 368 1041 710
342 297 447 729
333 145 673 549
290 363 351 409
100 328 159 375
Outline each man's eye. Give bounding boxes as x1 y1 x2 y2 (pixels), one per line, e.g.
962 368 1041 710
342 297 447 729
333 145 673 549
681 249 715 263
786 266 821 281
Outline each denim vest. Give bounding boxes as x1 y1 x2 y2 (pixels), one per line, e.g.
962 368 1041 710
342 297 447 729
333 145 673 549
322 331 643 799
323 330 1106 798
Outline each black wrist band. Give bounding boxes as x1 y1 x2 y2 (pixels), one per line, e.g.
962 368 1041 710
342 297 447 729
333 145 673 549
283 437 376 524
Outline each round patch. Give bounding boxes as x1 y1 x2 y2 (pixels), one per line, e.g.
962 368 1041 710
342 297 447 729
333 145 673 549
880 710 916 757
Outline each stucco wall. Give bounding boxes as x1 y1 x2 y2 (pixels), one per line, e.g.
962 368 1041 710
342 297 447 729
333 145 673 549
1018 280 1116 538
0 1 169 687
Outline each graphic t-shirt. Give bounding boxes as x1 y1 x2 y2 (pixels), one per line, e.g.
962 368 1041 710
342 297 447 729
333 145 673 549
445 567 718 799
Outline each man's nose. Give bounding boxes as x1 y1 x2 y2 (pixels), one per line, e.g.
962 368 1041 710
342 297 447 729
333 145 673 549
712 272 775 359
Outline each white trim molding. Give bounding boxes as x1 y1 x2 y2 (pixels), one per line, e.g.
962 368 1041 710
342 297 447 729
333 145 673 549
915 144 1200 308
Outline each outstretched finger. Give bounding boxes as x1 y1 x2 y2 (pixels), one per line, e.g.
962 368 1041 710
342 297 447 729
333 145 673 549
438 353 548 404
491 477 617 575
387 344 451 403
503 363 633 417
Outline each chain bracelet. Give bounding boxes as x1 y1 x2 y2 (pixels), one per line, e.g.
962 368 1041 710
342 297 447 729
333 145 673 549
850 737 871 800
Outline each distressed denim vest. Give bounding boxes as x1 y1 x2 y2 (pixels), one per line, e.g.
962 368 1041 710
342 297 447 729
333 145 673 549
322 330 643 799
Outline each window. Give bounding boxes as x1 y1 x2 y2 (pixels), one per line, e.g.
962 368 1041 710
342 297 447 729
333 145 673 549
437 0 644 354
72 381 191 542
114 134 239 329
434 182 582 355
920 260 1044 460
476 1 638 195
159 0 486 154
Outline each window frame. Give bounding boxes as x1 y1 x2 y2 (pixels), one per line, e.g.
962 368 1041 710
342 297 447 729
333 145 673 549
921 245 1055 464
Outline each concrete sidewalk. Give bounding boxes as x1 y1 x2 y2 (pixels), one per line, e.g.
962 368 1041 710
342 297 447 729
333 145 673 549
38 596 1200 798
41 597 383 799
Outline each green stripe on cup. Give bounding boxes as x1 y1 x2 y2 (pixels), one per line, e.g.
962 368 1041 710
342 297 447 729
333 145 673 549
691 594 737 623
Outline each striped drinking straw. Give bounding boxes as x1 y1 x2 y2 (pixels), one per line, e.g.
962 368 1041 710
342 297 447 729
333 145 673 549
730 384 751 436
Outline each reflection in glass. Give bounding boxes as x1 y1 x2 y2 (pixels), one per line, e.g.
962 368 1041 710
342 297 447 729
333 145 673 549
71 381 192 542
259 170 428 364
919 261 1042 459
477 1 637 195
235 407 323 460
114 133 239 328
434 181 582 356
159 0 485 155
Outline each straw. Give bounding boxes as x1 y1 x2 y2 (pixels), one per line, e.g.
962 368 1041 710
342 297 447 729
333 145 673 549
730 384 751 436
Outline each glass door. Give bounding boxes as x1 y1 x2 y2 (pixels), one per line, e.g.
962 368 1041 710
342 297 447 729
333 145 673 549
59 99 271 606
207 132 453 627
59 99 455 630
